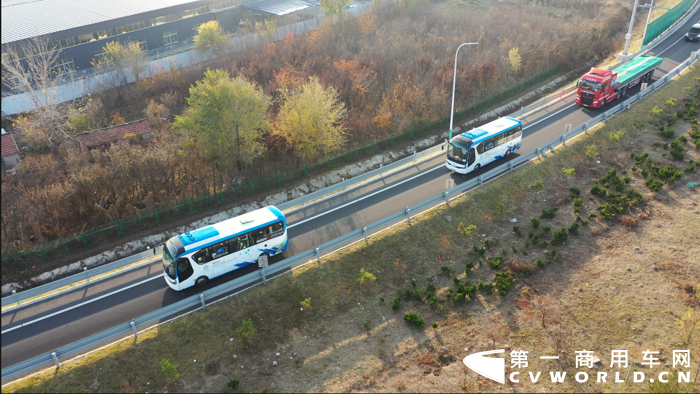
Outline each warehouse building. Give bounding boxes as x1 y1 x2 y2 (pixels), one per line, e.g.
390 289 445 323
1 0 252 88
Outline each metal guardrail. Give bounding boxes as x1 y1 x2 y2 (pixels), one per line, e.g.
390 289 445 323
3 50 697 383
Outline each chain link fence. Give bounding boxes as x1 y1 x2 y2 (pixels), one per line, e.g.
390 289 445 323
1 66 560 276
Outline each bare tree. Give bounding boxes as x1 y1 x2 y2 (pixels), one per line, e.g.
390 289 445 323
2 36 73 153
92 41 148 84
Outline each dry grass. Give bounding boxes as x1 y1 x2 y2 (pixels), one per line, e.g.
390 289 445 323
4 64 699 394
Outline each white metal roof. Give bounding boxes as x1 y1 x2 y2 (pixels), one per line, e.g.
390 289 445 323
1 0 201 45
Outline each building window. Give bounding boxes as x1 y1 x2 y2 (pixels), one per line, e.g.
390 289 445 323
54 57 75 75
93 48 107 64
192 23 202 35
163 31 178 45
137 39 148 51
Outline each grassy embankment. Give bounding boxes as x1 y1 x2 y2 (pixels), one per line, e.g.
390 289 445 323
4 68 700 394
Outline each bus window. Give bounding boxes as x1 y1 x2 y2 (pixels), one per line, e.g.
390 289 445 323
468 147 476 167
477 143 484 154
233 234 251 252
496 132 508 146
484 138 495 151
210 242 229 260
193 248 212 265
177 258 194 281
269 222 284 236
250 227 267 244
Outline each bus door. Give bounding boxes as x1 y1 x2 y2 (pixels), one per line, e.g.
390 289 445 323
467 147 476 168
230 233 254 269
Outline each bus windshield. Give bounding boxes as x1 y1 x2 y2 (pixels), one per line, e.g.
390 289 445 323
447 142 469 163
163 244 177 280
579 79 601 92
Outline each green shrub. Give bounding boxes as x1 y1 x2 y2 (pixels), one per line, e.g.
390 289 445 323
513 225 522 236
524 240 530 248
488 256 503 270
532 234 539 244
426 283 436 293
237 319 258 344
569 187 581 197
586 144 599 157
380 297 385 303
453 277 461 286
542 226 551 233
484 238 499 249
501 248 508 255
473 245 486 255
432 322 438 328
552 228 568 245
562 168 576 177
458 223 477 236
392 298 401 310
530 180 544 190
413 290 423 302
531 217 540 229
465 260 475 275
161 359 180 383
441 266 452 276
411 278 417 287
541 207 559 219
403 311 425 328
589 212 597 219
568 222 580 235
661 126 674 138
609 131 624 141
528 231 534 238
573 198 584 213
364 320 370 329
494 271 515 296
228 379 240 390
536 259 545 268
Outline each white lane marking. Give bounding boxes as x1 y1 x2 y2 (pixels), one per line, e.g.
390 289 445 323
656 35 685 57
288 164 445 229
1 274 164 335
523 103 577 130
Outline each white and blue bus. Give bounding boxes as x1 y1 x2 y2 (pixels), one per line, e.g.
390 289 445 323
446 117 523 175
162 206 288 290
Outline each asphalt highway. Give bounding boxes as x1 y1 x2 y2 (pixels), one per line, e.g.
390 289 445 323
3 8 699 371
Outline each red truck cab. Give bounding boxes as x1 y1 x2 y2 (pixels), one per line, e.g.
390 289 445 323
575 68 619 109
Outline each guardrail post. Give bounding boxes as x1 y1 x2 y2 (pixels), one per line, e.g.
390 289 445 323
583 123 588 135
549 145 555 154
537 148 540 159
508 161 513 173
406 208 412 226
301 193 304 207
199 293 206 309
478 176 483 187
444 191 449 206
51 352 60 369
261 266 267 285
130 321 138 338
363 227 368 244
561 135 566 146
84 267 89 283
602 112 606 121
541 148 547 158
315 248 321 263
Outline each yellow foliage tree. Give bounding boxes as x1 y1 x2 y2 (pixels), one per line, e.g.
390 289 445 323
275 77 347 162
194 21 228 57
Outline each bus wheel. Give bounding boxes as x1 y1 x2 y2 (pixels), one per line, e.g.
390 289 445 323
504 149 511 158
258 252 270 263
195 276 209 287
474 164 481 171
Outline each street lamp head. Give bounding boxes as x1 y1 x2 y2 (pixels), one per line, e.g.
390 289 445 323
449 43 478 140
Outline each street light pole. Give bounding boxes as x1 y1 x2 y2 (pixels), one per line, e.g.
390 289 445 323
622 0 640 56
449 42 478 140
642 0 654 44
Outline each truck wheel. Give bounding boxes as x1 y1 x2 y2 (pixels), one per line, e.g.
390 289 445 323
600 99 606 108
620 87 627 98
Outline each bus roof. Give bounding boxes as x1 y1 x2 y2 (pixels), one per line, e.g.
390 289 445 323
461 117 521 144
177 206 284 252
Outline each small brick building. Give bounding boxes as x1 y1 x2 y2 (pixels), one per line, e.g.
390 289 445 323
1 128 21 168
76 119 152 153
